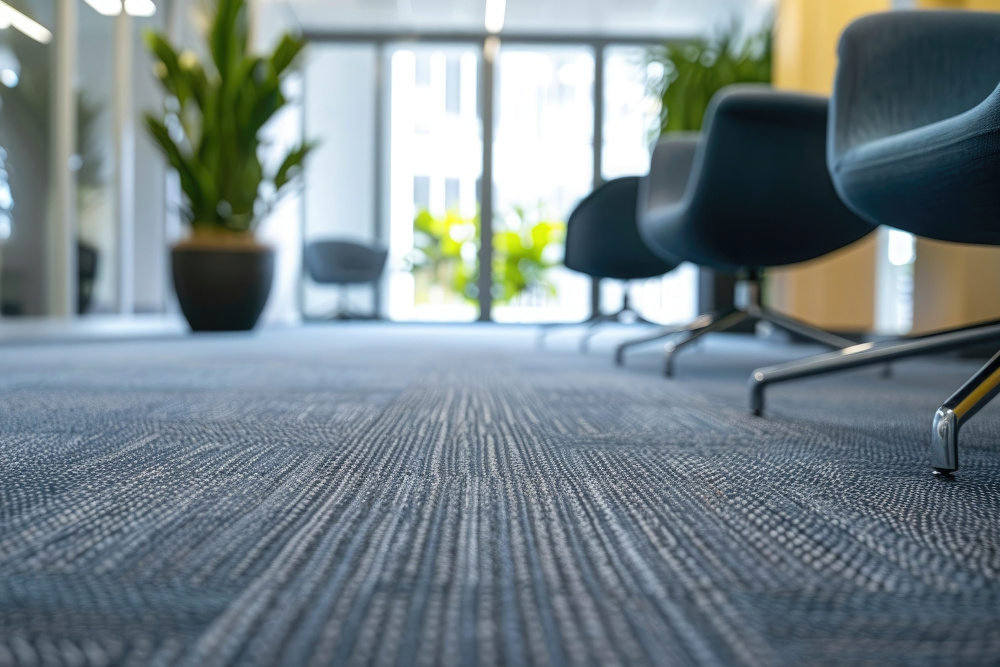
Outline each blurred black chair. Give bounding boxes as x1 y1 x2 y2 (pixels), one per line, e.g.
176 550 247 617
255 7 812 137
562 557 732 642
77 240 98 315
538 176 679 351
618 86 876 374
304 240 388 320
749 11 1000 475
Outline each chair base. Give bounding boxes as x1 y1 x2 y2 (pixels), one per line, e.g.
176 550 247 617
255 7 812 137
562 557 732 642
660 306 857 378
327 311 383 321
615 277 856 373
538 288 657 352
747 319 1000 475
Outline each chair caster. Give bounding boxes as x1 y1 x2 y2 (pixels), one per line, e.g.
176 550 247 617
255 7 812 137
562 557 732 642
933 468 956 478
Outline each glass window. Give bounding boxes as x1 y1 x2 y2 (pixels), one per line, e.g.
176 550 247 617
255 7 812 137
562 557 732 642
302 44 380 320
875 228 915 335
76 4 115 315
602 46 698 326
0 0 56 316
491 45 594 323
389 44 481 322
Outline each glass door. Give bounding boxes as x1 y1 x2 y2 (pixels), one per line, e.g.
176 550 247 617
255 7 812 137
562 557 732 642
302 44 381 320
491 45 594 323
388 43 482 322
602 46 697 326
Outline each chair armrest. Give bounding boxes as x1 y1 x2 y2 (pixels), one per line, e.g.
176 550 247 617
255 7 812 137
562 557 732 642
831 10 1000 161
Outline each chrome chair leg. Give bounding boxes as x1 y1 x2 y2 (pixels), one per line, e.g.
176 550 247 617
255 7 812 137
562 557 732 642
931 348 1000 475
614 326 684 366
537 316 604 349
748 320 1000 417
541 288 658 352
580 315 616 352
754 307 896 378
664 310 750 377
753 307 856 349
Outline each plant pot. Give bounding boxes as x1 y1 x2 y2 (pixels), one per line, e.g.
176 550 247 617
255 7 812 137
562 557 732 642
171 241 275 332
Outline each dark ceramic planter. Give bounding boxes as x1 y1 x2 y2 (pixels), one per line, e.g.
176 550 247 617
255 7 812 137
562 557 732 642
171 245 275 332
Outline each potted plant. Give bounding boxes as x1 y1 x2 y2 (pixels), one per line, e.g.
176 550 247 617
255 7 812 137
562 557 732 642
646 19 772 135
144 0 312 331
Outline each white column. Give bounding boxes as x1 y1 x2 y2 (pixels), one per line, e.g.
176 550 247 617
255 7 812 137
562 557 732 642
477 36 499 322
49 0 77 318
114 11 135 315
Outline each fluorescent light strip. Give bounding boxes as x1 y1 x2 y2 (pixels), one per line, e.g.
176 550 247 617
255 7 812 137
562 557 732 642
83 0 122 16
0 2 52 43
124 0 156 17
484 0 506 34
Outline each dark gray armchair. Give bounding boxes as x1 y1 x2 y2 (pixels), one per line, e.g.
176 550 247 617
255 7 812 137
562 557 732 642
538 176 679 351
748 11 1000 475
304 240 388 320
617 86 876 373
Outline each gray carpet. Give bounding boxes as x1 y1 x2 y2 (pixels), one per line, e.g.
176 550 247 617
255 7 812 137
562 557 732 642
1 325 1000 666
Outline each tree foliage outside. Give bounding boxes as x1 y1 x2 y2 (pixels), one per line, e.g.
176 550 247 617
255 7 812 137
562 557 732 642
143 0 313 234
409 207 565 307
646 20 772 136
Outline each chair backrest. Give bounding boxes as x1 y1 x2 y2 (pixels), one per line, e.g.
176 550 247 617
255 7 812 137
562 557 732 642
564 177 678 280
830 11 1000 164
829 11 1000 245
639 135 700 216
305 240 388 285
666 86 875 269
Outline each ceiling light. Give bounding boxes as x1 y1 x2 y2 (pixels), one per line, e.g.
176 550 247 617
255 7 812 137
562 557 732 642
484 0 506 34
0 69 17 87
124 0 156 17
83 0 122 16
0 2 52 43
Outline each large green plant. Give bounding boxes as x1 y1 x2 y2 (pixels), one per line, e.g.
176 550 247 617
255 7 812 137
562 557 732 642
410 207 565 306
647 20 772 135
143 0 312 234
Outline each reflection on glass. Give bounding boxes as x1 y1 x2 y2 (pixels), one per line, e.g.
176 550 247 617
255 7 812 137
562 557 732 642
77 5 115 314
0 0 54 316
390 45 481 322
302 44 379 320
603 46 697 326
491 46 593 323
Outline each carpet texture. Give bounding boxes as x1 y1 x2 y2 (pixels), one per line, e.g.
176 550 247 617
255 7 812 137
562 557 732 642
1 326 1000 666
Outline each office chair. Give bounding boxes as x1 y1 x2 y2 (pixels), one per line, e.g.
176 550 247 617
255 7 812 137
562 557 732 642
304 240 388 320
748 11 1000 475
538 176 678 351
618 86 876 375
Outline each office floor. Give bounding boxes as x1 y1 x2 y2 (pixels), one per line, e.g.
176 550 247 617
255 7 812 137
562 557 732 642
1 324 999 666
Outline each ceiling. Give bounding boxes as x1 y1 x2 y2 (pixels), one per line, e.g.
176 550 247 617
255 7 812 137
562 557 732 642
278 0 775 38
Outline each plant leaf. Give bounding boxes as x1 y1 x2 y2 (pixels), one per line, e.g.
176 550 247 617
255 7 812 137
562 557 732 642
273 141 316 193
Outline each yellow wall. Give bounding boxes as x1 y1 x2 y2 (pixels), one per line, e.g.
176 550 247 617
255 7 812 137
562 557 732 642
770 0 1000 333
907 0 1000 332
767 0 888 332
773 0 891 95
919 0 1000 8
912 240 1000 333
